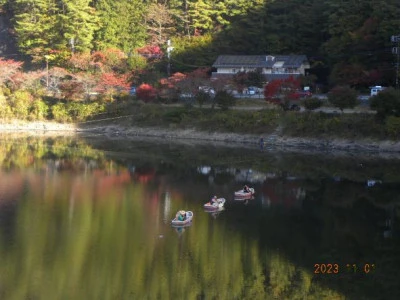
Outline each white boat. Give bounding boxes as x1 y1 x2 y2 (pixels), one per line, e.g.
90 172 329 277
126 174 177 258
171 211 193 226
234 188 255 198
204 198 226 210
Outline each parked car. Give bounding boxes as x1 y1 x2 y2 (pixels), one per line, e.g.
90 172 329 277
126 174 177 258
248 87 256 95
370 86 385 96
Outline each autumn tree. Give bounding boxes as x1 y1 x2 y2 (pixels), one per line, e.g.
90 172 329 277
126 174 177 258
159 71 187 101
46 67 70 96
264 77 301 102
97 72 130 101
0 58 24 87
12 70 45 95
146 3 173 45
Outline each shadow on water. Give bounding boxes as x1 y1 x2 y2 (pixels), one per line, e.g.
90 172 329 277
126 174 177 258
0 135 399 299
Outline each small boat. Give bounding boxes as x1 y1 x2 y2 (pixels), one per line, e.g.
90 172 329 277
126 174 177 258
204 198 226 210
234 188 255 198
234 195 254 201
171 211 194 226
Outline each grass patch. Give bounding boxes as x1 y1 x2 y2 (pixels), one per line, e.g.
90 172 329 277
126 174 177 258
235 98 268 107
281 112 385 139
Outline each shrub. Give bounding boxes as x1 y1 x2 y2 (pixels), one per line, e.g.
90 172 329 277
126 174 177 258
136 83 157 102
370 88 400 121
163 108 187 123
303 97 323 111
66 102 105 121
139 103 163 120
0 93 12 119
215 90 235 111
385 116 400 139
9 90 33 119
29 99 49 120
51 103 72 123
327 86 358 111
195 90 211 108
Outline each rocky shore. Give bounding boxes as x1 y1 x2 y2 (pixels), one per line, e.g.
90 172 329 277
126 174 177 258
1 120 400 155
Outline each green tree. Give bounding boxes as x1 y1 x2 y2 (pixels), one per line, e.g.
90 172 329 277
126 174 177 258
11 0 98 61
370 88 400 120
303 97 323 111
195 90 210 107
11 0 59 60
327 86 358 112
94 0 146 52
57 0 99 52
215 90 235 111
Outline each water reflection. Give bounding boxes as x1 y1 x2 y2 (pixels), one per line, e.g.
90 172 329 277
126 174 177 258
0 136 399 299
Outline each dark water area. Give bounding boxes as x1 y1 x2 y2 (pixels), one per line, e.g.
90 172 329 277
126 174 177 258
0 135 399 300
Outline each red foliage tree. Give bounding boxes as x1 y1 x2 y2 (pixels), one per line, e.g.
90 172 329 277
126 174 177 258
136 45 163 59
68 52 93 71
0 58 23 87
187 67 211 79
97 72 130 101
159 72 187 89
12 70 45 92
264 76 301 104
136 84 157 102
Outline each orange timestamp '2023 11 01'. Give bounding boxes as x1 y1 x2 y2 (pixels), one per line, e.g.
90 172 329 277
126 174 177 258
314 263 376 274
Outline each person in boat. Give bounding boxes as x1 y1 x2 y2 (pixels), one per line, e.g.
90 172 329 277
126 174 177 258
206 196 218 206
243 185 251 193
177 210 186 221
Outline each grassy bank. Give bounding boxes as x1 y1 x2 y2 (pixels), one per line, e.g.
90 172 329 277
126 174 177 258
84 101 398 141
1 96 399 141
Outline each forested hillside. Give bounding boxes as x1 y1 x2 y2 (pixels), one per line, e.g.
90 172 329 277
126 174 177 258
0 0 400 87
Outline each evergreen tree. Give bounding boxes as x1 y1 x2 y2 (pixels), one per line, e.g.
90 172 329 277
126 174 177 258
57 0 99 52
11 0 59 60
94 0 147 52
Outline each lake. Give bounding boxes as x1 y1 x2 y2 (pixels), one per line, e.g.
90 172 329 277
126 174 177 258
0 135 399 300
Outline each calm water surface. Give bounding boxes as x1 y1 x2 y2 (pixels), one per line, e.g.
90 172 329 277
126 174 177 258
0 136 399 300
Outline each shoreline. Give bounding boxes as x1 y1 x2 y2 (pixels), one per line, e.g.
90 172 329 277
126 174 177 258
1 120 400 155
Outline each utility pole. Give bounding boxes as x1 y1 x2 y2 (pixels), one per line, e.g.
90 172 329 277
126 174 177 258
391 34 400 89
166 39 174 77
69 37 75 54
44 55 49 88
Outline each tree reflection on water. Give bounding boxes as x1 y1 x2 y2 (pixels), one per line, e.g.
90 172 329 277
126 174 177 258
0 136 399 299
